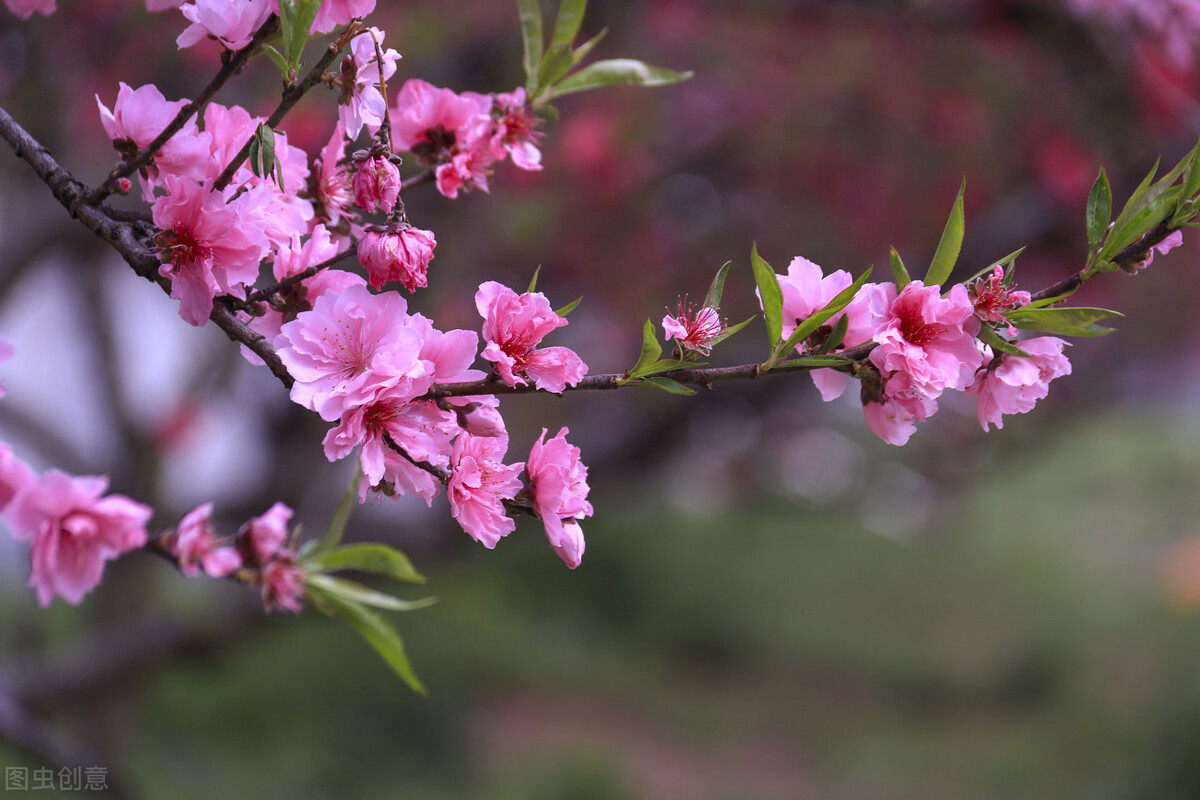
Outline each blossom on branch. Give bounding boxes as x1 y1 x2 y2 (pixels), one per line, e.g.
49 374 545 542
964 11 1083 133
663 300 723 356
526 428 592 569
967 337 1072 431
870 281 983 398
177 0 271 51
448 434 524 548
163 502 242 578
968 266 1031 335
352 151 402 214
489 88 544 170
357 224 437 291
476 281 587 393
339 27 401 139
4 471 151 608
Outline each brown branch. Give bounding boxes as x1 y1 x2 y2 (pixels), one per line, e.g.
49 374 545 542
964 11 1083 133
244 243 360 304
89 15 281 204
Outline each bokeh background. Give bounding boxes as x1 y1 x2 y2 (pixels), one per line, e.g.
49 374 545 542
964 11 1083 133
4 0 1200 797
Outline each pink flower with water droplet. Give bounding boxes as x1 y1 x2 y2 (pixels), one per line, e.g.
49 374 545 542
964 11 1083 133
476 281 587 393
4 471 151 607
525 428 592 569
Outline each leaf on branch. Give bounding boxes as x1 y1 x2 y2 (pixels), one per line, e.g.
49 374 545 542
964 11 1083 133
1100 155 1190 262
551 0 588 50
518 0 545 94
549 59 693 99
889 247 910 290
527 265 541 293
302 464 361 557
555 296 582 316
1006 306 1123 337
628 318 664 378
307 582 427 695
924 179 965 287
708 315 755 349
278 0 321 75
964 247 1026 285
818 313 849 354
640 376 696 395
1086 167 1112 253
248 123 284 190
977 324 1031 358
751 243 783 350
303 543 426 584
774 267 873 364
703 260 733 311
306 574 435 612
1174 136 1200 226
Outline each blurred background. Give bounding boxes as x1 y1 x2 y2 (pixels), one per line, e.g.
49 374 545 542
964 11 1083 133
4 0 1200 797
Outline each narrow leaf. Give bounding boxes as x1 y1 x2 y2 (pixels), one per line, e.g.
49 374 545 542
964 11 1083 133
925 179 965 287
818 313 849 353
888 247 910 289
1174 138 1200 224
1006 306 1123 337
571 27 608 66
527 265 541 293
780 354 852 368
537 42 577 93
306 575 435 612
306 464 361 556
555 296 582 316
1086 167 1112 252
550 59 693 98
977 324 1031 358
964 247 1026 284
312 589 426 694
631 357 697 379
707 315 755 348
628 318 663 378
551 0 587 49
751 243 783 349
703 261 733 310
777 267 873 358
641 376 696 395
518 0 545 94
304 543 425 584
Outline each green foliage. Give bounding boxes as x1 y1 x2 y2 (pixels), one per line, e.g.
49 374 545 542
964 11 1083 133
275 0 321 78
303 543 426 585
302 465 361 557
977 324 1031 358
750 243 783 351
703 260 732 310
924 179 965 287
1086 167 1112 253
247 124 283 190
773 268 872 365
625 318 694 380
1007 306 1123 337
550 59 693 99
889 247 911 289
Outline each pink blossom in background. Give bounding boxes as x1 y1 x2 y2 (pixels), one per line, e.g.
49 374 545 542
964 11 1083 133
489 88 544 170
266 0 375 33
276 284 430 420
862 370 941 446
152 175 271 326
261 558 305 613
3 0 55 19
434 140 494 198
352 152 402 214
447 434 524 548
4 471 151 607
663 300 723 356
969 266 1031 334
146 0 184 10
165 503 242 578
177 0 271 51
968 337 1072 431
238 501 294 564
476 281 587 393
526 428 592 569
0 443 34 511
358 225 437 291
339 27 401 138
870 281 983 398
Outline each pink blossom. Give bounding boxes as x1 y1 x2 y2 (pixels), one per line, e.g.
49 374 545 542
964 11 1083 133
3 0 55 19
0 442 35 511
663 300 723 356
238 501 294 564
338 27 401 138
357 225 437 291
967 337 1072 431
489 88 544 170
95 83 213 194
774 256 861 401
261 558 305 613
0 337 12 399
275 284 431 420
177 0 271 50
1129 229 1185 272
862 370 940 447
434 140 494 199
448 434 524 548
4 471 151 607
165 502 242 578
969 266 1031 335
526 428 592 569
870 281 983 398
152 175 270 326
311 122 358 234
266 0 375 33
390 79 492 161
475 281 587 393
352 152 402 214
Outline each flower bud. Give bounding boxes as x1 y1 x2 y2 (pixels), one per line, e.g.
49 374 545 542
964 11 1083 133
352 152 401 214
358 224 436 292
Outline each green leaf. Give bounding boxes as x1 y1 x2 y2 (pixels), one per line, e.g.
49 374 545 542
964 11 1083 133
778 354 852 368
278 0 320 73
555 296 582 316
925 179 965 287
537 42 577 94
640 376 695 395
550 59 693 98
818 313 849 354
571 27 608 66
551 0 587 49
703 260 733 311
964 247 1026 284
1099 155 1191 260
304 543 426 584
631 358 696 379
628 318 663 378
751 243 783 349
306 574 435 612
248 124 283 190
262 44 289 77
309 587 426 694
888 247 910 289
518 0 545 94
707 315 754 349
304 464 361 557
977 324 1031 358
1086 167 1112 252
775 267 873 360
527 265 541 293
1174 138 1200 224
1006 306 1123 337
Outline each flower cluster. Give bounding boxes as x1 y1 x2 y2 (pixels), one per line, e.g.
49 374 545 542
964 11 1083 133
772 256 1074 445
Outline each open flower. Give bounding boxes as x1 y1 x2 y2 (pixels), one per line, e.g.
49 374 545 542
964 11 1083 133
525 428 592 568
476 281 587 393
663 299 723 356
448 434 523 548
